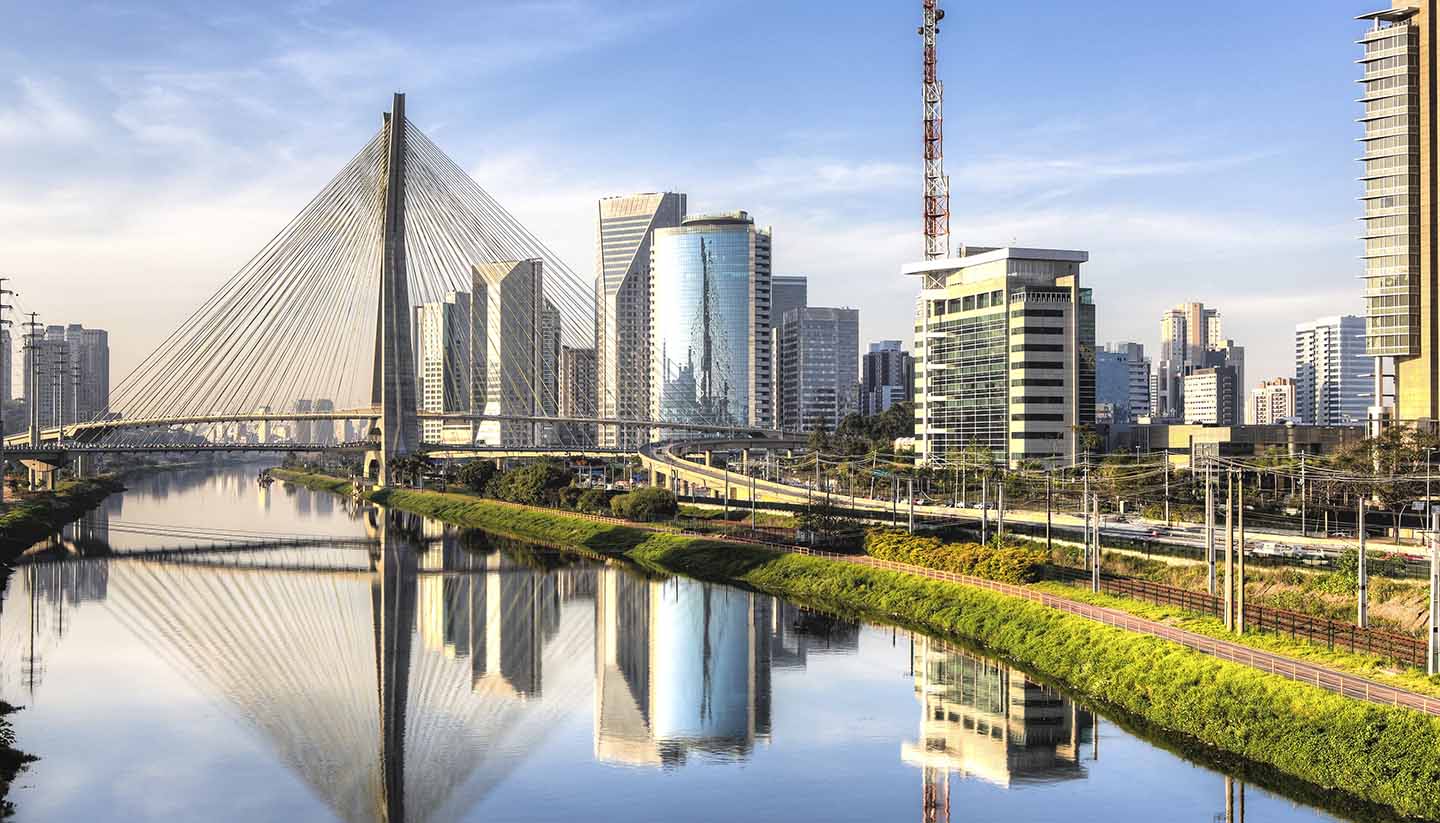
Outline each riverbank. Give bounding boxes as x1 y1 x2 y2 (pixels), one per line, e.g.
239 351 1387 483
0 477 125 563
275 470 1440 819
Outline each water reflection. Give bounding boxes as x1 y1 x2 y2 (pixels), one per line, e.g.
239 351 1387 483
0 478 1324 823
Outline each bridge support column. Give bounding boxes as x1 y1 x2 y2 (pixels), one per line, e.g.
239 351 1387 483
73 453 93 480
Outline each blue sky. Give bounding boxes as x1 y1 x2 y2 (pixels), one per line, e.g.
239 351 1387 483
0 0 1375 385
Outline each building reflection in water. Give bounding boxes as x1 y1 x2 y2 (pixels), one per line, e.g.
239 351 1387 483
594 567 860 768
903 636 1093 822
0 503 874 820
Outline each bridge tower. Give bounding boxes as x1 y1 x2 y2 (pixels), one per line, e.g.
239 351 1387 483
370 93 420 485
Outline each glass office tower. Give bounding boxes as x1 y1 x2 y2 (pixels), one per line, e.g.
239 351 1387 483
650 212 772 432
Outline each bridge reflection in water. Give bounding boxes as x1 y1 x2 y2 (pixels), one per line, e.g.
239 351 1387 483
0 503 1259 823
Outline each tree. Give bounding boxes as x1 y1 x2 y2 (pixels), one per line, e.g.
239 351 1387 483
611 487 678 522
456 460 498 494
489 461 572 506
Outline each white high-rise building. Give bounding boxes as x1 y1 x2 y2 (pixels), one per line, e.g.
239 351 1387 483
906 247 1095 467
473 260 559 447
414 291 477 443
1248 378 1296 425
1294 315 1369 426
595 193 686 448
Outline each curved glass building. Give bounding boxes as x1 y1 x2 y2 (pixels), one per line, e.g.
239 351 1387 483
650 212 772 431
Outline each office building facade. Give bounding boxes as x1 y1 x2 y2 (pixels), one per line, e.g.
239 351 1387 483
1183 366 1239 425
595 192 686 447
23 323 109 430
650 212 773 432
558 346 598 446
1155 303 1225 419
1096 342 1150 423
414 291 478 443
775 307 859 433
1295 314 1369 425
1249 378 1297 425
861 340 914 416
906 247 1095 466
473 260 559 447
1358 4 1436 423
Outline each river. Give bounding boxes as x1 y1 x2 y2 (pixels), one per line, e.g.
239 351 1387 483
0 465 1384 822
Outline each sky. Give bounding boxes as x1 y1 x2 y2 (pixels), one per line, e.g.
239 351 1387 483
0 0 1379 391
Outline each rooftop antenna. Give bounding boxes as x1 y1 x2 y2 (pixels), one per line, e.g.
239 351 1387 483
920 0 950 261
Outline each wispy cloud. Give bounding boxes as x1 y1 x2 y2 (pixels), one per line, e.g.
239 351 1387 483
0 77 94 144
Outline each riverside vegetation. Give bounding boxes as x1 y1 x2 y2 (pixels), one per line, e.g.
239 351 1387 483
0 477 125 562
274 467 1440 819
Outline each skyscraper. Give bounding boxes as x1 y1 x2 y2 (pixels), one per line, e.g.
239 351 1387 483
771 275 807 327
1358 3 1435 424
1096 342 1150 423
650 211 773 432
1155 303 1223 419
1295 314 1369 426
558 346 598 446
414 291 477 443
775 307 859 433
595 193 686 448
907 247 1095 466
473 259 559 447
769 275 808 426
23 323 108 429
861 340 914 416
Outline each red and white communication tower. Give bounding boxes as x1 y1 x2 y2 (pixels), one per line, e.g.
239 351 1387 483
920 0 949 261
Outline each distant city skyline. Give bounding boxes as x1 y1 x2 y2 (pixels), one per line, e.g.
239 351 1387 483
0 1 1376 393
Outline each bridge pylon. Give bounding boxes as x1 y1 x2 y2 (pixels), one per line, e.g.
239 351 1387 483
370 92 420 486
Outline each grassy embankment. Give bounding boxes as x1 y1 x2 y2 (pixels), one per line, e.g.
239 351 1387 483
0 477 125 562
276 468 1440 818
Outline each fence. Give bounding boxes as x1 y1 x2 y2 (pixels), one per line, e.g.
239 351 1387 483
1048 566 1428 668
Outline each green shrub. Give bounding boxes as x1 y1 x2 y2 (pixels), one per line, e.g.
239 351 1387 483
456 460 497 493
556 486 585 510
611 487 679 522
864 528 1047 584
488 462 572 506
577 488 613 514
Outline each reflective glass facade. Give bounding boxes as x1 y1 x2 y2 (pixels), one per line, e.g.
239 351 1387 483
651 213 772 430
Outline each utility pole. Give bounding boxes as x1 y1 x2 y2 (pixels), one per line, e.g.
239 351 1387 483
750 472 757 529
724 463 730 518
1205 462 1216 596
997 468 1006 539
908 477 915 534
1082 468 1091 571
23 313 41 450
1237 472 1246 635
1045 471 1053 552
980 474 988 543
1091 493 1100 593
1225 470 1235 631
0 278 13 488
54 347 66 446
1358 497 1369 629
1163 458 1170 526
1429 511 1438 677
1300 452 1308 537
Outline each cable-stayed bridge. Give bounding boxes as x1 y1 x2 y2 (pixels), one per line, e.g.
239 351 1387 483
10 93 787 484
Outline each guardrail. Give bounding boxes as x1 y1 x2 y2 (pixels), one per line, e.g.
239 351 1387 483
1048 566 1428 669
